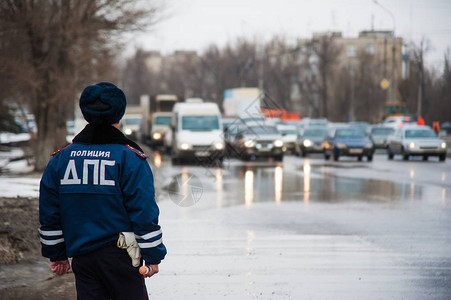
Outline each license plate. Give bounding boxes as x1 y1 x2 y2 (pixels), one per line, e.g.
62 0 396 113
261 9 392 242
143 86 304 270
195 151 210 157
259 148 271 152
349 148 363 154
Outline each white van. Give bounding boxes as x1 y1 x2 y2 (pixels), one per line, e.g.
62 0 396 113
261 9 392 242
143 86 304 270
171 102 224 164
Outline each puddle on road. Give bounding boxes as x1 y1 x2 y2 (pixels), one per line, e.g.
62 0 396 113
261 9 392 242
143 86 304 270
221 163 426 207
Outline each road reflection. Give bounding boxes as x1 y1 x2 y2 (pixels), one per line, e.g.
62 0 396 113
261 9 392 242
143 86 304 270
224 162 426 207
244 169 254 207
303 161 311 204
216 168 223 209
155 153 446 208
153 151 162 168
274 166 283 203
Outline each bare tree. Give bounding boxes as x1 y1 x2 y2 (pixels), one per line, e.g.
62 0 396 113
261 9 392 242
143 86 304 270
263 36 299 110
411 39 431 119
399 39 432 120
314 36 342 118
122 48 157 104
353 50 386 122
295 43 321 118
0 0 160 170
421 48 451 124
330 67 352 121
199 39 258 106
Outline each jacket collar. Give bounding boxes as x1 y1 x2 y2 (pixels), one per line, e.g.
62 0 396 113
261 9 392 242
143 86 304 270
72 124 144 153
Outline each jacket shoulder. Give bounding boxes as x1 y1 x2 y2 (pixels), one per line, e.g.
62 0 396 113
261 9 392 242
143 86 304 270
51 143 73 156
125 145 148 159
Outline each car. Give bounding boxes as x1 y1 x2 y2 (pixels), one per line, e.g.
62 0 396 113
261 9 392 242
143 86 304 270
276 124 300 155
300 118 329 129
349 122 371 135
235 124 284 161
368 125 395 149
120 114 142 141
299 127 328 157
387 125 447 161
150 112 173 151
323 127 374 161
382 116 416 128
223 117 245 158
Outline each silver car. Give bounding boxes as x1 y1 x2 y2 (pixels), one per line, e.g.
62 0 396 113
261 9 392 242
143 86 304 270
387 125 447 161
368 126 395 149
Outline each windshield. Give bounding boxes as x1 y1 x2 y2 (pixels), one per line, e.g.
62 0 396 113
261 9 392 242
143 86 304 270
244 126 278 135
335 128 365 138
371 127 395 135
278 129 298 135
123 118 141 125
405 129 436 138
182 116 219 131
155 116 172 125
303 128 328 137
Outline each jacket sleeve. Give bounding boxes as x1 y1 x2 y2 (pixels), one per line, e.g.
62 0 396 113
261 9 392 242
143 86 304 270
39 156 67 261
121 154 167 265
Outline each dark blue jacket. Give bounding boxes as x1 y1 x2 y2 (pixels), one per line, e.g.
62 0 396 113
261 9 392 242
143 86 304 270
39 125 166 265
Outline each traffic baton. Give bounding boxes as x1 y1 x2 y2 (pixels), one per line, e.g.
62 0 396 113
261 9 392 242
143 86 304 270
139 266 152 275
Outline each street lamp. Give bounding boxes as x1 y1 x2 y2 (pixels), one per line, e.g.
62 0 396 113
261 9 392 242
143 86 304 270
373 0 397 104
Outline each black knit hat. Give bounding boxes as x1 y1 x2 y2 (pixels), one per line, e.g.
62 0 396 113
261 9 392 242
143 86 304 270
79 82 126 125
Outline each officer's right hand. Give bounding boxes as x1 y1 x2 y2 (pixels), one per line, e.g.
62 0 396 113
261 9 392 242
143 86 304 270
143 264 159 278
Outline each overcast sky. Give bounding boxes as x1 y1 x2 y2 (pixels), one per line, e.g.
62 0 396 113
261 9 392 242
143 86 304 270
128 0 451 70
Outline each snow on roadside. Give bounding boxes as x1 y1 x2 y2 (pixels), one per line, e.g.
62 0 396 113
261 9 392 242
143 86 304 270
0 177 40 198
0 132 30 144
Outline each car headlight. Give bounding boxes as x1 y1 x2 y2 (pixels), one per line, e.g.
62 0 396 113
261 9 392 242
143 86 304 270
124 128 132 135
441 142 447 149
244 139 256 148
409 142 415 149
273 139 283 147
364 143 373 149
215 142 224 150
336 143 347 149
303 139 313 147
180 143 191 150
152 132 162 140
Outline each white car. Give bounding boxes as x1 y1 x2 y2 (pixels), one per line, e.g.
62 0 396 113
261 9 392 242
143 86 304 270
276 124 300 155
387 125 447 161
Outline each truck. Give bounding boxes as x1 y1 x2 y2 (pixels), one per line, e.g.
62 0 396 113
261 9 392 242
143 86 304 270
148 94 178 148
121 113 143 141
150 112 173 152
384 101 408 119
118 94 179 145
121 105 145 142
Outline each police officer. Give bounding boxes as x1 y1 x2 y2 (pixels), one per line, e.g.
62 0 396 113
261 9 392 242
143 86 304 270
39 82 166 299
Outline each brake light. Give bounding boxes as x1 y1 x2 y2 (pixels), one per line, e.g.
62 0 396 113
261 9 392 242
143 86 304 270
405 117 410 122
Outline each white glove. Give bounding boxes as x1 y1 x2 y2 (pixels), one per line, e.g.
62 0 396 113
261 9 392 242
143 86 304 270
117 232 141 267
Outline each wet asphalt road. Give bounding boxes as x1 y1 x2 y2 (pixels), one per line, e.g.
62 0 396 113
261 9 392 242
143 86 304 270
1 151 450 299
149 151 451 299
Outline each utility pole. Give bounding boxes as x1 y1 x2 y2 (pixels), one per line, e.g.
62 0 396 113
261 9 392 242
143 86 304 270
417 49 424 117
373 0 397 104
257 43 265 97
